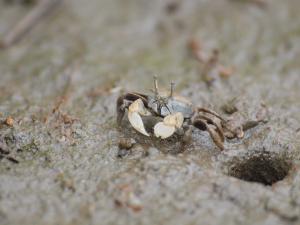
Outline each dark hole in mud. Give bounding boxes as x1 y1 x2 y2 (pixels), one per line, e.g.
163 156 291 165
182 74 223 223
228 152 292 185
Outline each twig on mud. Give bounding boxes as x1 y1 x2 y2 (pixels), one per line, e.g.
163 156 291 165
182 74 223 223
188 38 235 86
5 156 19 163
43 63 80 145
42 63 76 123
0 148 19 164
0 0 63 49
52 66 74 114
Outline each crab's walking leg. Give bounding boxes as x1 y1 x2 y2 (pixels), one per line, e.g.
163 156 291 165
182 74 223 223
193 119 225 150
196 107 225 122
194 114 225 142
116 92 148 125
206 124 225 150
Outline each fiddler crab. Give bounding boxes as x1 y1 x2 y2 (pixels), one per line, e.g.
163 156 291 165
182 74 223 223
116 77 242 150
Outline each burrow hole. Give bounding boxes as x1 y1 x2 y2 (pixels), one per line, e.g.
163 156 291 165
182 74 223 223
227 152 292 185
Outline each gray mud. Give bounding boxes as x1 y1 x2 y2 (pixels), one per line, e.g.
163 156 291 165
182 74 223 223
0 0 300 224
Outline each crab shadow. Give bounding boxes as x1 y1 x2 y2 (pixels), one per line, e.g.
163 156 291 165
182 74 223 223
118 116 191 155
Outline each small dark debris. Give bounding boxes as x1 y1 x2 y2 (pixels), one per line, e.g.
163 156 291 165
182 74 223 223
165 2 180 14
114 199 123 208
6 156 19 164
0 147 9 155
117 149 130 158
118 138 135 150
221 100 238 114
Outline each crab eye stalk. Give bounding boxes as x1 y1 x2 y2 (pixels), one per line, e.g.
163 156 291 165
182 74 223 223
153 75 159 96
169 81 175 98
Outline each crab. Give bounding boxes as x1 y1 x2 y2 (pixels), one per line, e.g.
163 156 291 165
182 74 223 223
116 77 240 150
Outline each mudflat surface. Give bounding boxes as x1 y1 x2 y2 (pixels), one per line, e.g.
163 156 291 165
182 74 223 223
0 0 300 225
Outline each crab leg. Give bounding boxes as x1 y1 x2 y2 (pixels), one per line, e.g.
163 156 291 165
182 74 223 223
194 114 225 143
154 112 184 139
206 124 224 150
193 119 224 150
196 107 225 122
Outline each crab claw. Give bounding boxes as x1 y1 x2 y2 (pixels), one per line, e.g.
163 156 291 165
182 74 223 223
163 112 184 129
154 122 175 139
154 112 184 139
128 99 151 136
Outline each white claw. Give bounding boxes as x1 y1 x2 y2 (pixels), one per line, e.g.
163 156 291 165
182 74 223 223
128 99 150 136
154 112 184 139
154 122 176 139
128 112 150 136
163 112 184 128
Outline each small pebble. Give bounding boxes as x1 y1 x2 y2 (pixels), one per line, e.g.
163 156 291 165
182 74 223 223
127 192 143 212
118 138 135 150
5 116 14 127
